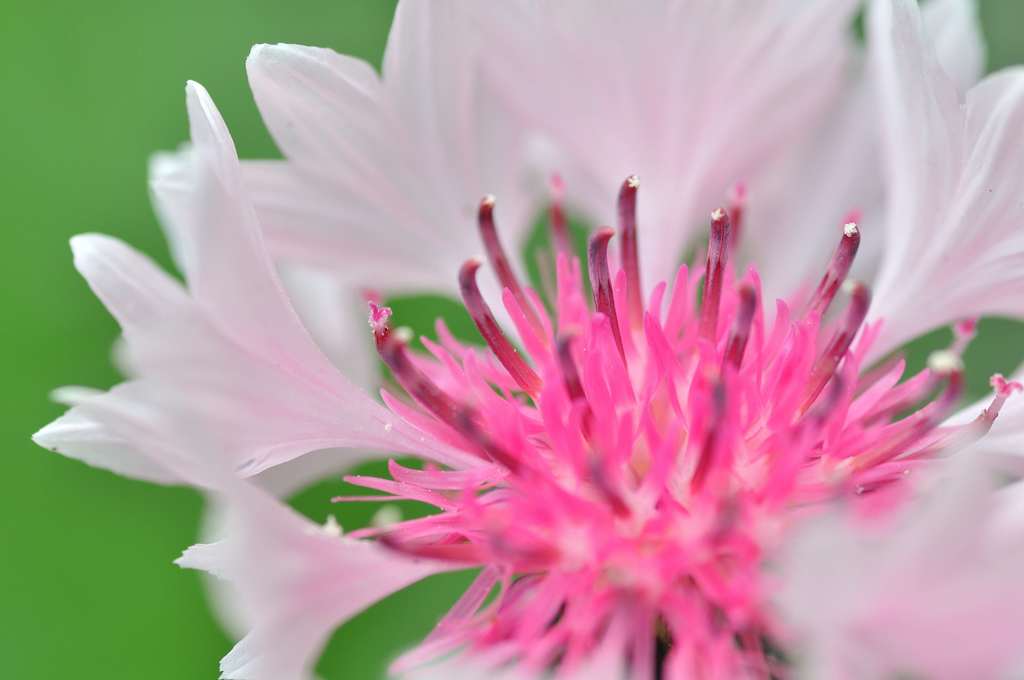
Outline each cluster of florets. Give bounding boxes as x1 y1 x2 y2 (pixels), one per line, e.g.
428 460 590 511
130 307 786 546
336 177 1016 676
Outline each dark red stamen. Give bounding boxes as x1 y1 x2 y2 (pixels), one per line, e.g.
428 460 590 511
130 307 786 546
724 284 757 369
700 209 732 341
556 336 586 402
557 335 593 438
802 281 870 411
454 408 523 474
618 175 642 327
478 196 544 336
460 259 542 395
377 330 462 427
379 534 482 564
588 227 626 360
807 221 860 317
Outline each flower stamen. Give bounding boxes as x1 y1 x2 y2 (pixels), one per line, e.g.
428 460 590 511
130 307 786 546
700 208 731 341
459 258 542 396
618 175 642 327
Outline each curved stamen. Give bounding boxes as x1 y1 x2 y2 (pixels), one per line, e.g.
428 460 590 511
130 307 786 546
478 196 544 337
950 318 979 357
454 408 523 474
549 174 572 256
807 222 860 318
556 336 586 403
979 374 1024 427
700 208 732 341
724 284 757 369
557 335 593 439
460 259 542 395
852 351 965 473
802 280 870 411
588 227 625 360
376 326 462 428
618 175 642 327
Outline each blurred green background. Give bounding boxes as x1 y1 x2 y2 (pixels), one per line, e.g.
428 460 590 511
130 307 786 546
2 2 1023 678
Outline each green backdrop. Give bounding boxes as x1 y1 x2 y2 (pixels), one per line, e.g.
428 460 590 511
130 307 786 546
2 2 1023 678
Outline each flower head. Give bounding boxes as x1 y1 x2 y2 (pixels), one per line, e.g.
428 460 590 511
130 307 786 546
332 175 1015 677
32 0 1024 678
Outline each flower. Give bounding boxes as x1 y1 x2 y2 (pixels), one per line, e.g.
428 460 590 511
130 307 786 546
33 0 1024 679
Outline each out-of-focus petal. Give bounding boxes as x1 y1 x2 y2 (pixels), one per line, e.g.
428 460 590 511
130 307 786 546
178 481 453 680
751 0 985 306
868 0 1024 355
777 455 1024 679
926 0 985 91
945 367 1024 472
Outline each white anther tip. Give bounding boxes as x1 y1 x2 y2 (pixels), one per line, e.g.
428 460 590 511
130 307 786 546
626 175 640 188
321 515 343 537
371 505 403 529
481 194 496 207
927 350 963 375
840 278 860 295
710 208 727 221
843 222 859 237
394 326 414 343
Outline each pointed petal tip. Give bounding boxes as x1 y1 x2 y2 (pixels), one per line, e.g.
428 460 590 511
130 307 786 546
245 42 303 72
69 232 120 260
31 420 59 450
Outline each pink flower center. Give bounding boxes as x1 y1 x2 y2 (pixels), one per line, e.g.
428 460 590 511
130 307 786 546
342 177 1018 676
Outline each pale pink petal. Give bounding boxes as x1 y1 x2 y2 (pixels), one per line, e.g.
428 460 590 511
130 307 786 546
243 4 537 297
63 232 468 478
868 0 1024 354
777 455 1024 679
32 384 178 485
926 0 985 91
275 263 378 391
399 616 628 680
177 480 453 680
750 0 985 305
36 82 473 483
470 0 859 288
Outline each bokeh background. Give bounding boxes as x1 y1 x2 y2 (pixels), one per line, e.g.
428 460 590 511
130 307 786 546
3 2 1024 678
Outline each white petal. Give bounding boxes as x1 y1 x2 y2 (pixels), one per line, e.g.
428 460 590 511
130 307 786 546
924 0 985 91
777 455 1024 678
240 160 452 291
470 0 860 287
245 43 383 171
33 386 178 485
40 82 474 483
244 14 537 297
275 263 378 390
749 0 985 305
868 0 1024 354
65 232 469 478
177 481 453 680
